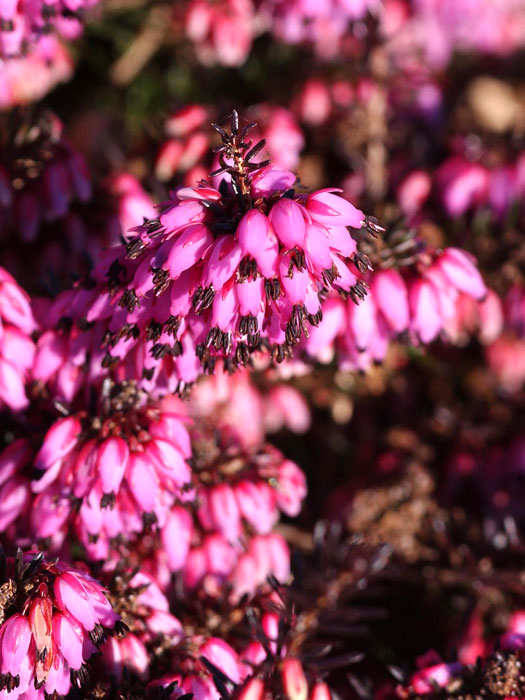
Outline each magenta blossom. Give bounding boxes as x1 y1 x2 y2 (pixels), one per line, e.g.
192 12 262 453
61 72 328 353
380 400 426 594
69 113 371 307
0 0 100 59
39 114 372 395
0 37 72 109
303 245 487 371
0 267 35 411
25 384 192 559
0 549 120 700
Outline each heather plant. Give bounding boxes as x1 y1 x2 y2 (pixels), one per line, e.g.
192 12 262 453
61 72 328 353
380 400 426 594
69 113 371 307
1 1 524 700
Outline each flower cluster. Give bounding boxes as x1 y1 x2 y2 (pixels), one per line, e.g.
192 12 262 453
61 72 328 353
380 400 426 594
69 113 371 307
25 382 192 558
0 38 72 109
0 0 100 58
160 412 305 600
400 610 525 699
0 111 155 291
39 112 373 395
0 549 120 700
303 242 487 371
184 0 255 67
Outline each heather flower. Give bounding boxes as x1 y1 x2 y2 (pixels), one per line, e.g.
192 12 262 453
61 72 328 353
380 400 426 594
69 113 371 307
0 440 32 535
26 382 192 558
41 111 374 394
188 368 310 449
303 235 487 371
150 636 243 700
483 285 525 393
0 38 72 109
159 412 305 600
0 0 100 59
0 549 120 700
269 0 379 61
382 0 525 74
0 267 35 411
184 0 255 67
100 568 183 681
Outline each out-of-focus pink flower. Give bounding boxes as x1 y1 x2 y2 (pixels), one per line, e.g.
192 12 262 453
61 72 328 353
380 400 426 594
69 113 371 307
185 0 255 66
108 173 156 240
295 79 332 126
396 170 432 217
0 267 35 411
0 0 100 60
0 37 72 108
436 156 489 216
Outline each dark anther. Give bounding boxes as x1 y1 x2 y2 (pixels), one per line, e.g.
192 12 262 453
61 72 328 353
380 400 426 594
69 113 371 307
363 215 386 237
236 342 250 366
171 341 183 357
102 353 119 369
151 343 171 360
165 315 181 337
119 288 139 312
152 268 171 296
193 285 215 313
354 252 372 274
206 328 220 349
146 321 163 342
100 493 116 510
126 238 147 259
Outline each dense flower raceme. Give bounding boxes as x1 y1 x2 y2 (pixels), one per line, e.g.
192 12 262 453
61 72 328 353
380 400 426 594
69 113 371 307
0 266 35 411
159 411 305 600
0 549 120 700
36 114 374 395
20 384 193 558
155 104 304 185
99 568 183 681
301 241 487 372
0 111 91 244
149 620 330 700
0 0 100 59
162 540 391 700
150 636 245 700
0 37 72 109
0 382 306 598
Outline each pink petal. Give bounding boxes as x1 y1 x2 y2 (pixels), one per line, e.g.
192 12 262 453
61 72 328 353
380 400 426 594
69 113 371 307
268 198 306 249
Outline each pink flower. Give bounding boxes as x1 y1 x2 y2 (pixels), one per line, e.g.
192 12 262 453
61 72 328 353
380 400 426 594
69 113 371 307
0 267 35 411
0 0 100 60
185 0 254 67
0 550 119 700
39 116 369 393
26 387 192 556
99 569 182 680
